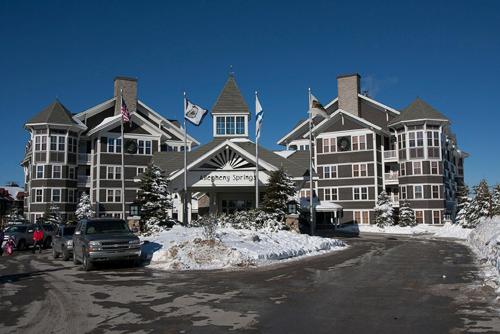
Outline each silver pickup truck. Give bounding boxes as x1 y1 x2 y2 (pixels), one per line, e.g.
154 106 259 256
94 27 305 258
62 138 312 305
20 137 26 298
72 218 141 271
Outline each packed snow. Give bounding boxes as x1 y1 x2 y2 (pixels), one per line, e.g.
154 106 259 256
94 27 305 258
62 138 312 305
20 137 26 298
141 225 346 270
337 222 472 240
466 216 500 291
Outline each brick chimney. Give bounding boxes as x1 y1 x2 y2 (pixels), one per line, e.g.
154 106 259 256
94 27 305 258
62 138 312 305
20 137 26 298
337 73 360 117
114 76 137 115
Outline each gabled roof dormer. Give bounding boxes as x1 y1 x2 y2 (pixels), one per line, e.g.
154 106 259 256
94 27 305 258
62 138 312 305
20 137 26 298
212 74 250 138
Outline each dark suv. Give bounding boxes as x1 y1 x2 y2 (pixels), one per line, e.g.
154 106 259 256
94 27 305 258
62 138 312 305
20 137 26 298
72 218 141 271
52 224 77 261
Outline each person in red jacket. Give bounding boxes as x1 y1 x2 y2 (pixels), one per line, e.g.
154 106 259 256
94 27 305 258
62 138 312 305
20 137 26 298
32 226 44 254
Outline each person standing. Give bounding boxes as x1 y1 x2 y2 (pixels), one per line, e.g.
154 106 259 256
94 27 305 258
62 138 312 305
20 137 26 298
32 226 44 254
0 228 4 256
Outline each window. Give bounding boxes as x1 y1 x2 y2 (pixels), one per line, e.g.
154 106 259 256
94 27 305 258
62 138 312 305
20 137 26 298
322 138 336 153
353 163 368 177
352 135 366 151
427 131 440 147
431 161 439 175
52 165 62 179
300 189 311 198
52 189 61 202
401 186 407 199
415 210 424 224
324 188 338 201
68 189 75 203
137 167 145 175
417 131 424 147
34 189 43 203
400 163 406 176
323 165 337 179
34 135 47 151
216 117 225 135
354 210 370 224
107 138 122 153
433 210 441 224
398 133 406 149
138 140 152 155
69 167 75 180
236 116 245 134
414 185 423 199
432 185 440 199
226 116 235 134
58 136 65 151
107 166 122 179
413 161 422 175
106 189 122 202
36 165 44 179
353 187 368 200
68 137 77 153
299 144 309 150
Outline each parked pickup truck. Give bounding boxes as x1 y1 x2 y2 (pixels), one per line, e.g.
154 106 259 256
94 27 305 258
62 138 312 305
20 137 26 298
73 218 141 271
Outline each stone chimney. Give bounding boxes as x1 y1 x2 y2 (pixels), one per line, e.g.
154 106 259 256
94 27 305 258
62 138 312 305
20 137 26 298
114 76 138 115
337 73 360 117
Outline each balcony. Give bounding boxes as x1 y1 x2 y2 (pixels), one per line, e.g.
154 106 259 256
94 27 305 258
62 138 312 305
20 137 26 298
384 171 399 184
78 153 91 165
383 150 397 162
78 175 91 187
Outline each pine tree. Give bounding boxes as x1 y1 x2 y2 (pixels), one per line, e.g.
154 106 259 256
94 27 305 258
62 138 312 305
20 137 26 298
470 179 491 219
456 184 470 215
76 192 95 220
137 164 172 234
398 200 416 227
456 196 473 226
43 205 62 224
374 191 394 227
492 184 500 217
263 167 296 214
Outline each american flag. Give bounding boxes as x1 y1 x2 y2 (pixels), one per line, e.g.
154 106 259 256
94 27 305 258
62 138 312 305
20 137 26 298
121 94 131 123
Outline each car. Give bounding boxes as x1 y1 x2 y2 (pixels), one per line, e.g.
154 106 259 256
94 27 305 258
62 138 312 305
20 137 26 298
3 224 36 250
52 224 77 261
72 218 141 271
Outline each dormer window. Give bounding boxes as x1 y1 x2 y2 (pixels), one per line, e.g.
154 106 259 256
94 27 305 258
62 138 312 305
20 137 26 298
215 116 246 136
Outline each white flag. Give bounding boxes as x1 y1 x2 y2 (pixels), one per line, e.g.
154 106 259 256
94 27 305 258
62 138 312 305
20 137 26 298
184 99 208 126
255 94 263 140
309 93 328 119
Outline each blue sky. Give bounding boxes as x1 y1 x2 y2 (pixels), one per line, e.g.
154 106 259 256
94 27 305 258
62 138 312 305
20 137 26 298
1 0 499 187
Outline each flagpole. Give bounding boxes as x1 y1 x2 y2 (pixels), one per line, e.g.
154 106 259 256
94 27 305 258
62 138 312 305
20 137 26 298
308 88 315 235
120 89 126 220
255 91 259 210
183 92 188 225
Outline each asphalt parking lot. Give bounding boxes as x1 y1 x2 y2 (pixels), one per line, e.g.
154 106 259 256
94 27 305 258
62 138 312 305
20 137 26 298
1 234 499 334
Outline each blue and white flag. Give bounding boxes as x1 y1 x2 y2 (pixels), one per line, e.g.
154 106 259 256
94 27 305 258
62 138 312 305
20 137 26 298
184 99 208 126
255 94 263 140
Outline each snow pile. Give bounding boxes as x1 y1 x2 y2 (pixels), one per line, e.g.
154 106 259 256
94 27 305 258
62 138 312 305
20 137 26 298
466 217 500 289
337 223 472 239
141 225 346 270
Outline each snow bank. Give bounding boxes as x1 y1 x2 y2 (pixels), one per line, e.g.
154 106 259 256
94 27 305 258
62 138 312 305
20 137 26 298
141 225 346 270
337 222 472 239
466 216 500 289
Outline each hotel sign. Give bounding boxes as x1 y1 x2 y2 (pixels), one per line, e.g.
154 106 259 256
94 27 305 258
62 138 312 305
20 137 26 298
188 170 268 187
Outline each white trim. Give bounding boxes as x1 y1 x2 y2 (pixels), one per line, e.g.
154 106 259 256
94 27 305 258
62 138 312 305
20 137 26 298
74 97 116 120
358 94 400 115
277 119 309 145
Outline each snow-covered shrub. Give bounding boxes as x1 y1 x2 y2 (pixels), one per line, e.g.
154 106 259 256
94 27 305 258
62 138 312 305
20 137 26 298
201 216 218 241
193 210 288 232
374 191 394 227
492 185 500 217
76 192 95 220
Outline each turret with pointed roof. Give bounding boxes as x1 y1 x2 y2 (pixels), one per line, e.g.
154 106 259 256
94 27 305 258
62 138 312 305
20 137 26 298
26 100 80 126
389 97 449 126
211 74 250 138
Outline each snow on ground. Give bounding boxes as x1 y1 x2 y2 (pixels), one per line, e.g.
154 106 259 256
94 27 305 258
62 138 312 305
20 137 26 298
141 225 346 270
466 217 500 292
337 222 472 240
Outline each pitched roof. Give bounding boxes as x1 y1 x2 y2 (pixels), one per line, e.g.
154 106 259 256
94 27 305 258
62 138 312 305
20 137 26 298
212 75 249 115
26 100 78 125
389 97 448 125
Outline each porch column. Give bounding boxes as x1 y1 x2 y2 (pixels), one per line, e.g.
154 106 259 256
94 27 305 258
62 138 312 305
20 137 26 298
209 191 217 216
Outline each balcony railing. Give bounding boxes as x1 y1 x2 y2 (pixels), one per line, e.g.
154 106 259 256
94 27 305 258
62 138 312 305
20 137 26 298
78 153 91 164
78 175 91 187
383 150 397 161
384 171 399 183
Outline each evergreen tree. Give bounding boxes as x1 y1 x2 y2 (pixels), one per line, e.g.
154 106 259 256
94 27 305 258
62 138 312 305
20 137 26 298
492 184 500 217
76 192 95 220
456 184 470 215
470 179 491 219
398 200 416 227
137 164 172 234
43 205 62 224
456 196 473 226
374 191 394 227
263 167 296 214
